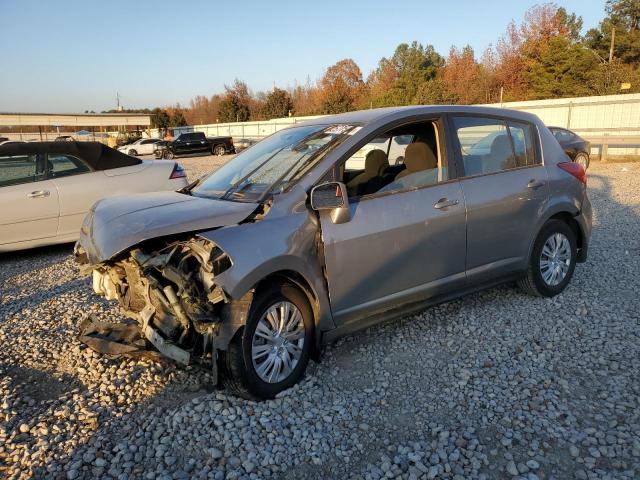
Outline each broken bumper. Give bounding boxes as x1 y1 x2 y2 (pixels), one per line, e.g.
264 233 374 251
78 237 250 379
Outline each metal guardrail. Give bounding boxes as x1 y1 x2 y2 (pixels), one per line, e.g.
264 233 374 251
582 135 640 161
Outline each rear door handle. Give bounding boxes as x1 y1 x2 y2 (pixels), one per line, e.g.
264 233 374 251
27 190 50 198
527 179 545 189
434 198 459 209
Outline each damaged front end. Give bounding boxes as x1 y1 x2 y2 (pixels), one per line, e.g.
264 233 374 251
80 236 249 382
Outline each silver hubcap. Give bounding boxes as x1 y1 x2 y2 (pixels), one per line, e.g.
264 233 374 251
540 232 572 286
251 301 305 384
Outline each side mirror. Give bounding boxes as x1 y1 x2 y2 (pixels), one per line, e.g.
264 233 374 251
310 182 351 224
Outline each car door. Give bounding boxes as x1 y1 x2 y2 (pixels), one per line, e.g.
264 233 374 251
192 133 208 153
47 153 102 239
139 139 155 155
0 152 60 246
318 118 467 326
449 114 549 283
173 135 188 154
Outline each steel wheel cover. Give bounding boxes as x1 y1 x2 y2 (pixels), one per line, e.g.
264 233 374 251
251 301 305 384
540 232 571 286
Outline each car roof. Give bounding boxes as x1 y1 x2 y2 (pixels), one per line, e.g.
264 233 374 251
297 105 542 127
0 141 142 170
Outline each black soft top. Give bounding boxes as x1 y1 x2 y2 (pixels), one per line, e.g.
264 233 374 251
0 141 142 171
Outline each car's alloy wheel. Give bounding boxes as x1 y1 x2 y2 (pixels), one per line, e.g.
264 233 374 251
575 153 589 169
539 233 571 286
518 220 577 297
214 145 226 156
221 283 313 400
128 149 137 156
251 301 305 383
165 151 174 160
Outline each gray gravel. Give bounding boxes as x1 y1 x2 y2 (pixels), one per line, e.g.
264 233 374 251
1 160 639 479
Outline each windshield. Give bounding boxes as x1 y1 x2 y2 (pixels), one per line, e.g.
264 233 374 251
192 124 354 202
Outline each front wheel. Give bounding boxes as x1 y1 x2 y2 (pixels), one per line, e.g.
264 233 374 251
221 283 313 400
128 149 137 156
213 145 226 156
574 152 590 170
518 220 577 297
164 150 174 160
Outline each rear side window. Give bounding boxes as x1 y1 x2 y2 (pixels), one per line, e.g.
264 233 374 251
452 116 539 176
507 121 539 167
48 154 90 178
0 154 44 187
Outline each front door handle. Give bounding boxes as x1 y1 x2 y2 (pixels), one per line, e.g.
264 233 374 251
434 198 459 209
27 190 50 198
527 179 545 189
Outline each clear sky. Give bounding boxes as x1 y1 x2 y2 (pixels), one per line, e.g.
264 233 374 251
0 0 606 113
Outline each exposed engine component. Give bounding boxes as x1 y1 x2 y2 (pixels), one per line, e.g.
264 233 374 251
88 237 234 380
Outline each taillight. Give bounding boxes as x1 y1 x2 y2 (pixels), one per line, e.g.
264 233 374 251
558 161 586 185
170 163 186 179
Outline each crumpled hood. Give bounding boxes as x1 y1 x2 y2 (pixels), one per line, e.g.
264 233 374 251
79 191 258 264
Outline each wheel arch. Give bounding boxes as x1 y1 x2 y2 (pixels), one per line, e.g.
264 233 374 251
251 269 322 359
529 205 587 263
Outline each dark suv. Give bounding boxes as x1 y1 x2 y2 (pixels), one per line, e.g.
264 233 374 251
155 132 235 159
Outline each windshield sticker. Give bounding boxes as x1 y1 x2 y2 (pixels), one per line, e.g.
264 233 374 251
325 125 353 135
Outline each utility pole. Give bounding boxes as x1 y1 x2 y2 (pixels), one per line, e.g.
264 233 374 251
609 27 616 63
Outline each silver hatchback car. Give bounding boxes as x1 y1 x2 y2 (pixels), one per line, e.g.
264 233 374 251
76 106 592 399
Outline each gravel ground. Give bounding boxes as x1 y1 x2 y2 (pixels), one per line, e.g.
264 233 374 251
0 159 639 480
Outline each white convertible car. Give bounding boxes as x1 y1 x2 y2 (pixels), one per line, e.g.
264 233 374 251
0 141 188 252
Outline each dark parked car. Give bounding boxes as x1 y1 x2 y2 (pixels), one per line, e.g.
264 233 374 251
549 127 591 169
154 132 235 159
77 106 591 400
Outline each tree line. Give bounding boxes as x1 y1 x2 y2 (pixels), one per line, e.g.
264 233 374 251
120 1 640 128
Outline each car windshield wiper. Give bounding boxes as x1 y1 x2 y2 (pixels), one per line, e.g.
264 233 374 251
178 175 204 195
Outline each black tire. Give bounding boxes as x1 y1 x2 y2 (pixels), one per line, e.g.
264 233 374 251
128 149 137 156
164 150 174 160
518 220 577 297
213 145 226 156
575 152 590 169
221 283 313 400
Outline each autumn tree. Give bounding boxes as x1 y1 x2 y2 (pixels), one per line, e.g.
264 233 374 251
186 94 222 124
525 36 599 98
318 59 364 114
261 87 294 119
218 79 252 122
150 108 170 130
585 0 640 66
366 42 443 106
290 78 321 116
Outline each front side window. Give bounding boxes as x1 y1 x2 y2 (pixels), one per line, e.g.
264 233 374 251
453 116 539 176
339 120 447 198
48 154 90 178
192 124 354 202
0 154 43 187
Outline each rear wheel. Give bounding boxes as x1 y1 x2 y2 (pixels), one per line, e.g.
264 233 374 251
518 220 577 297
164 150 174 160
128 149 137 156
221 283 313 400
213 145 226 156
575 152 590 169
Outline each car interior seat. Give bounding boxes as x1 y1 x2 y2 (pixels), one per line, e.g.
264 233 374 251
395 142 437 180
347 149 389 195
486 135 515 173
